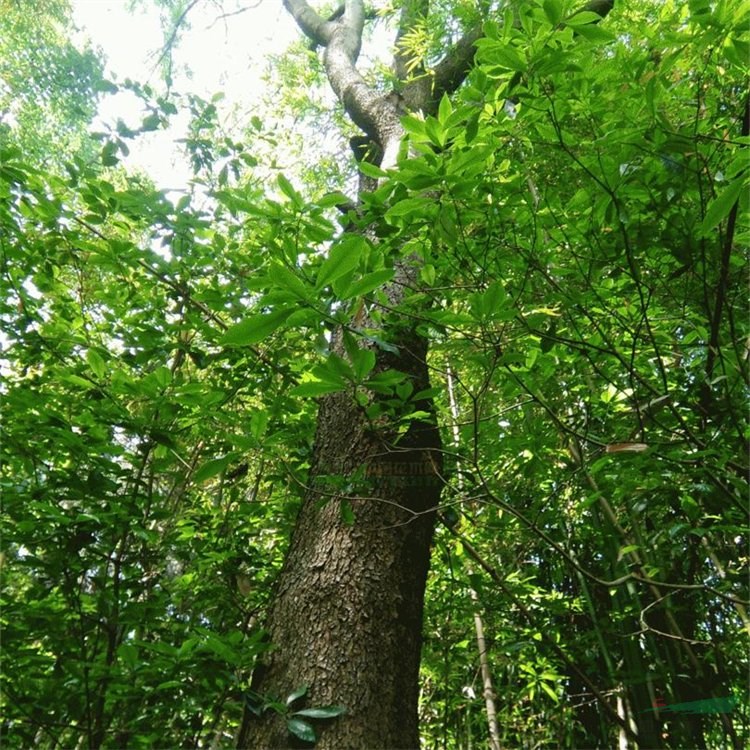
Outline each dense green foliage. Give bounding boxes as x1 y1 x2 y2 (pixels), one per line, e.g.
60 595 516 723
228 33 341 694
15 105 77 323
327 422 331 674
414 2 749 746
2 0 748 747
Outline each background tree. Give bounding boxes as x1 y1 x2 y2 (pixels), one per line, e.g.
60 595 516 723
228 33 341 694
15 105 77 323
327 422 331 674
0 0 103 165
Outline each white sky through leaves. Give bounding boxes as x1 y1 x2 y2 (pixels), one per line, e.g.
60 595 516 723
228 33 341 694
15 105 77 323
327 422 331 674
71 0 297 189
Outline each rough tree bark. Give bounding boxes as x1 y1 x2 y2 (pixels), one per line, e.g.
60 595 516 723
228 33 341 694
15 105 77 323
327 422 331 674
237 2 614 747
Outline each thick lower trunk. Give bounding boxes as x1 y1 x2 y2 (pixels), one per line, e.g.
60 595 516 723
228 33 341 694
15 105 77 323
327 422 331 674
238 331 442 748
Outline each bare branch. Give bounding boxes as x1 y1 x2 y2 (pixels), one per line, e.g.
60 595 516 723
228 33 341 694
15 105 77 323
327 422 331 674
324 42 399 143
284 1 401 149
206 0 263 30
150 0 202 76
282 0 336 47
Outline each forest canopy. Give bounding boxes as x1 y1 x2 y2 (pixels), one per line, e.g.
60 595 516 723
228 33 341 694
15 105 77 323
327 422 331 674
1 0 748 748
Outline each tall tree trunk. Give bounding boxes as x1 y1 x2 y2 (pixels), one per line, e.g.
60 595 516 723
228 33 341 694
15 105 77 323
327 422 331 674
239 335 442 747
238 2 616 746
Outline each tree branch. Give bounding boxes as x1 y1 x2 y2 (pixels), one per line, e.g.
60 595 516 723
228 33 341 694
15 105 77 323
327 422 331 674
281 0 336 47
285 0 402 150
702 91 749 412
207 1 264 30
426 25 483 108
150 0 201 76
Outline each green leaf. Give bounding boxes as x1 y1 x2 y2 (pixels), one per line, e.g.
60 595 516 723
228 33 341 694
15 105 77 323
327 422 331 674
290 381 346 398
617 544 640 560
287 717 316 743
339 269 394 300
437 94 453 124
401 114 426 136
155 680 183 691
571 23 615 42
479 281 507 317
340 499 355 525
318 353 354 382
351 348 375 381
543 0 563 25
332 268 357 298
194 455 231 483
86 349 107 379
700 175 745 234
365 336 400 354
465 114 479 143
61 373 96 390
540 681 559 701
277 173 301 204
117 643 138 667
490 45 526 71
286 685 308 706
178 637 199 657
152 366 171 388
268 263 311 301
425 117 445 148
317 191 351 208
220 307 293 346
317 235 365 289
386 197 429 220
202 633 239 664
412 387 441 401
395 381 414 401
294 705 346 719
287 308 322 327
250 410 269 440
94 79 118 93
688 0 712 16
141 113 161 132
358 161 388 178
420 263 436 285
566 10 604 25
101 142 119 166
365 369 406 389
